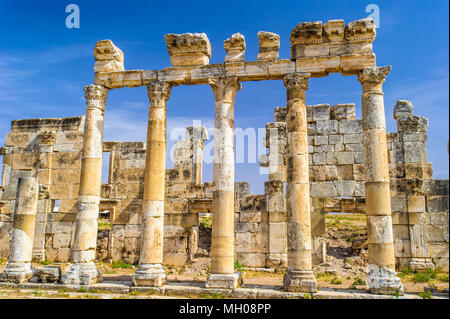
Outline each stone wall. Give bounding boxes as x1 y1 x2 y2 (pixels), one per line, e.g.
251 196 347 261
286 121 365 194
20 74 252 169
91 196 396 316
259 100 449 270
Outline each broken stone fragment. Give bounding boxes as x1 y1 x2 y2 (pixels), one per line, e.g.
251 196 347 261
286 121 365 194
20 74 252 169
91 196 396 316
290 21 323 45
94 40 124 73
393 100 414 119
224 33 246 63
345 18 376 42
164 33 211 66
31 266 62 283
323 20 345 42
257 31 280 62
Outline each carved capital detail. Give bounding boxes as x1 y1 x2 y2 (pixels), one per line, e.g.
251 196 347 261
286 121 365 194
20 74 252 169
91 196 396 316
208 76 241 102
358 66 391 84
283 73 311 90
38 131 56 145
147 80 172 107
84 84 108 111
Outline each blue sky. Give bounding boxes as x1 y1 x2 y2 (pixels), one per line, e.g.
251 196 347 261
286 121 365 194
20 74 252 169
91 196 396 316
0 0 448 194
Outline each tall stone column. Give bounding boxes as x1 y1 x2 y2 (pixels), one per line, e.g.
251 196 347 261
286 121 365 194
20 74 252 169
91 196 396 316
132 80 172 287
0 177 39 283
282 73 317 292
358 66 403 294
205 76 241 289
62 84 108 285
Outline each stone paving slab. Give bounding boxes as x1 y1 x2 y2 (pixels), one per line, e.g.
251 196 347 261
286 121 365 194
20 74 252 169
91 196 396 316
2 281 446 299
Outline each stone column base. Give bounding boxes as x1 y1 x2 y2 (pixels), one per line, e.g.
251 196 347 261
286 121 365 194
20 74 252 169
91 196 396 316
132 264 166 287
205 272 241 289
283 269 317 292
409 258 435 272
367 264 404 295
61 263 103 285
0 262 34 284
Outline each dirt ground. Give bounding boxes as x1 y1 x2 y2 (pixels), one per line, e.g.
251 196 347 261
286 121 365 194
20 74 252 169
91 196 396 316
0 213 448 298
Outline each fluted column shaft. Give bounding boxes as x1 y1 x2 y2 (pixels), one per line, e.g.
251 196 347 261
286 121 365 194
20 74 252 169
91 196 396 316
132 80 172 287
206 76 241 289
358 66 403 294
62 84 108 285
0 177 39 283
282 73 317 292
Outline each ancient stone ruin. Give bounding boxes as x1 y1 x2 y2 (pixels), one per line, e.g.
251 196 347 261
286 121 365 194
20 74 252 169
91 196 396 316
0 18 448 296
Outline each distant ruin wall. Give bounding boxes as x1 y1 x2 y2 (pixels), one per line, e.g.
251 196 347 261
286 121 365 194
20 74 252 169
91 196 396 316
0 100 448 270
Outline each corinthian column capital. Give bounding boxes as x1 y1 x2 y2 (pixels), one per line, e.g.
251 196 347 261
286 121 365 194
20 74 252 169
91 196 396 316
358 66 391 85
84 84 108 111
147 80 172 107
283 72 311 90
208 76 241 103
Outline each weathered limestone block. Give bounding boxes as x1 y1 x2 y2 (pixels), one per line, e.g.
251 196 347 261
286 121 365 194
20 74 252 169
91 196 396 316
94 40 124 73
164 33 211 66
290 21 328 59
345 18 376 42
224 33 246 63
257 31 280 61
323 19 345 42
31 266 62 283
397 116 428 134
393 100 413 119
331 103 356 120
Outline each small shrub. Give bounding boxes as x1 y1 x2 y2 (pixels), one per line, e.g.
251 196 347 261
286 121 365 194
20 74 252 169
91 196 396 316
418 290 432 299
0 258 6 264
438 274 449 282
303 293 312 299
398 267 412 277
413 272 431 283
352 277 365 286
112 260 132 269
42 260 51 265
78 287 87 293
393 288 401 298
234 261 245 272
331 277 342 285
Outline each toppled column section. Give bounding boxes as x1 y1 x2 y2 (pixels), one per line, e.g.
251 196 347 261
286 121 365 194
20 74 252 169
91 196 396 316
62 84 108 285
164 33 211 66
358 66 403 295
94 40 124 73
0 177 39 283
282 73 317 292
257 31 280 62
206 76 242 289
132 80 173 287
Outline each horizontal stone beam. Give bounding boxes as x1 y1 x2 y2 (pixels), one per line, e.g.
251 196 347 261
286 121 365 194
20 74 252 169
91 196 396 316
94 54 375 89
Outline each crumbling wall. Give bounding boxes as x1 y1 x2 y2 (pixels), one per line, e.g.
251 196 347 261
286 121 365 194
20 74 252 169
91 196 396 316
259 100 449 270
0 117 85 262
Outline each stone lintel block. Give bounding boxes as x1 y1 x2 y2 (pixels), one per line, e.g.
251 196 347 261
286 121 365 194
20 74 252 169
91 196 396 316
123 70 144 87
340 53 376 75
296 56 340 76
